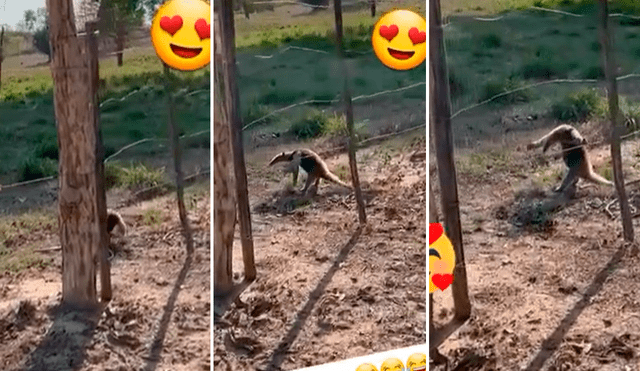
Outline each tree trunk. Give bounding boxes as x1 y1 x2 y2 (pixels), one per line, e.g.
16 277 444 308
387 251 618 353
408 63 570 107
48 0 102 309
219 0 257 281
213 2 237 295
115 21 125 67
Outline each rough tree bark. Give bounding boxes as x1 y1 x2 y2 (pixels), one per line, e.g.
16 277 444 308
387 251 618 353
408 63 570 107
213 2 237 295
219 0 257 281
48 0 102 308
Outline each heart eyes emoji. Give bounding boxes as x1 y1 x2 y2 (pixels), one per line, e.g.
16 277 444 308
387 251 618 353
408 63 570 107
160 15 183 35
378 24 425 45
160 15 210 40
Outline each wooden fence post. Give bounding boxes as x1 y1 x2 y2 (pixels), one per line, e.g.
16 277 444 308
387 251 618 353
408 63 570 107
333 0 367 225
48 0 101 308
86 21 111 302
164 64 194 254
597 0 634 242
218 0 257 281
429 0 471 320
213 1 235 295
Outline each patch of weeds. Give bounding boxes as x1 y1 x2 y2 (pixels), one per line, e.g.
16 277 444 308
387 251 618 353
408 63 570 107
243 98 276 127
480 77 535 105
142 208 163 228
581 65 605 79
550 88 603 122
104 162 168 190
322 112 347 137
18 156 58 182
33 137 59 160
288 109 331 140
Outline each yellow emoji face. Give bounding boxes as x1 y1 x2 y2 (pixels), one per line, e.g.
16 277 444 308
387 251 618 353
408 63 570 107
380 357 404 371
371 9 426 71
151 0 211 71
406 352 427 371
355 363 378 371
429 223 456 294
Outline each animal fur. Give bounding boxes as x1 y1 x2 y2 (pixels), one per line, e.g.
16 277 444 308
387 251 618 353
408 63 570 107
527 124 613 192
107 210 127 236
268 149 352 194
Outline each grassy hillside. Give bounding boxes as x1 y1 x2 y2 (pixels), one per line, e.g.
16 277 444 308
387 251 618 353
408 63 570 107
442 1 640 122
0 45 209 184
232 1 427 143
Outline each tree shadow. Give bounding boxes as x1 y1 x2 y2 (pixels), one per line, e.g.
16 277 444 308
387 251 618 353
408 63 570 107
264 225 363 371
22 303 102 371
142 239 194 371
522 242 626 371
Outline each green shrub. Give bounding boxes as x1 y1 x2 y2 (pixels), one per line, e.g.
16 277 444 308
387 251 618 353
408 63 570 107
550 88 602 122
19 156 58 182
289 109 331 139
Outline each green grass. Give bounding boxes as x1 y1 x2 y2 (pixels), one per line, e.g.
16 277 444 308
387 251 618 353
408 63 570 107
443 2 640 115
233 1 426 141
0 48 210 183
443 0 640 16
104 162 171 190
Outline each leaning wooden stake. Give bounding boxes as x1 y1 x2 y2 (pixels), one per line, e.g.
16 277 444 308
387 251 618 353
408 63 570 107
219 0 256 280
87 21 111 302
333 0 367 225
430 0 471 320
597 0 634 242
164 64 194 254
213 1 236 295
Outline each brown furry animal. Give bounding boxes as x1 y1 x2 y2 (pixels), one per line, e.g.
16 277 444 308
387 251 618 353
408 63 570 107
527 124 613 192
268 149 352 194
107 210 127 236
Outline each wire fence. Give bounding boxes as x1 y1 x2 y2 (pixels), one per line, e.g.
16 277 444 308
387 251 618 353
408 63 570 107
439 5 640 163
0 18 210 194
234 0 426 160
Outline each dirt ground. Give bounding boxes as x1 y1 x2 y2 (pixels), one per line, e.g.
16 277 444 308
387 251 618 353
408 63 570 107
0 181 211 371
430 114 640 370
213 134 427 371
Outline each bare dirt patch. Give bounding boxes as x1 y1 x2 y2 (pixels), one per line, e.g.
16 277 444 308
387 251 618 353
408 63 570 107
431 119 640 370
214 135 427 370
0 183 211 371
